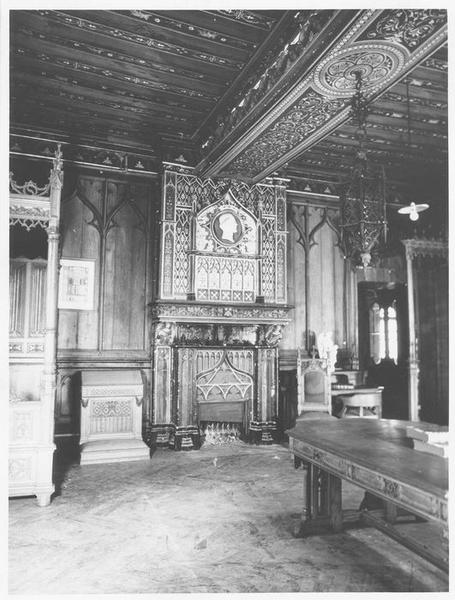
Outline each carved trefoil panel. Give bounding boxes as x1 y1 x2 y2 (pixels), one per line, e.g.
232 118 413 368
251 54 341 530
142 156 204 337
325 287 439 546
196 350 254 429
196 351 254 404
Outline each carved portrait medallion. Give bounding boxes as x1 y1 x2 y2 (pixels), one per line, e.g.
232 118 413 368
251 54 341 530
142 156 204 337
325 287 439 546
211 209 243 246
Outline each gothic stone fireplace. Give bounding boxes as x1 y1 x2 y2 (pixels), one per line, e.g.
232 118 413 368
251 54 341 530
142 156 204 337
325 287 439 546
150 165 290 449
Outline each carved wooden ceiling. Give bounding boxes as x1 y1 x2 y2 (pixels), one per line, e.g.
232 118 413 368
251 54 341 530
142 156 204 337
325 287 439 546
10 8 447 200
10 9 290 158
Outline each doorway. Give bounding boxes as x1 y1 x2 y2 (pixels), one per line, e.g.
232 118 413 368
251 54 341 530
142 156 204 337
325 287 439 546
358 282 408 420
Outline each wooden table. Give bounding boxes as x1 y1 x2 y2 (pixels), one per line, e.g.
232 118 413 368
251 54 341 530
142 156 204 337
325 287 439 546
287 418 448 572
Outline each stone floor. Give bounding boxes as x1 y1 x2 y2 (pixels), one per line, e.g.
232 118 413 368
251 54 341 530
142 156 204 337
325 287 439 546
8 441 448 594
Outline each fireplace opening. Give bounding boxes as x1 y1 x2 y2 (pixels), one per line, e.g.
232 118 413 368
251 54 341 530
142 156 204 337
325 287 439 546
200 421 243 445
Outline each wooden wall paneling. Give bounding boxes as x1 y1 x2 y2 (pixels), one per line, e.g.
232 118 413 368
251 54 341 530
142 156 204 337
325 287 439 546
102 180 151 351
344 262 358 365
416 259 448 425
316 209 343 347
307 207 323 348
283 217 296 350
308 209 344 346
283 204 307 350
58 176 102 350
286 202 345 354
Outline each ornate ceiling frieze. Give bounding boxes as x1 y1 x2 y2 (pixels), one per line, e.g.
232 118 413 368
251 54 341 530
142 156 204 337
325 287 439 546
34 10 244 70
200 11 336 152
198 8 447 183
13 47 218 102
360 9 447 51
10 134 160 174
227 91 348 178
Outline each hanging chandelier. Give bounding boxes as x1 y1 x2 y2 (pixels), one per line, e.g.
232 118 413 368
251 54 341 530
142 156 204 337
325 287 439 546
341 71 388 268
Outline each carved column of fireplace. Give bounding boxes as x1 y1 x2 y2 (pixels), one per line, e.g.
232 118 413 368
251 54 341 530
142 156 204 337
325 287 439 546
150 164 290 449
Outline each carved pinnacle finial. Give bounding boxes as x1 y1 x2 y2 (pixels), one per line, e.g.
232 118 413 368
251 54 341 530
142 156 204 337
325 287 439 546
53 144 63 171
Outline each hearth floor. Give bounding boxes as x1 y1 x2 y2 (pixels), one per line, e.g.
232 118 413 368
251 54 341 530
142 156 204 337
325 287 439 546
8 441 448 594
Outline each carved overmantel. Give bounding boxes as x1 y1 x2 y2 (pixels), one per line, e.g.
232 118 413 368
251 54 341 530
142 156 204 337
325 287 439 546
150 166 291 447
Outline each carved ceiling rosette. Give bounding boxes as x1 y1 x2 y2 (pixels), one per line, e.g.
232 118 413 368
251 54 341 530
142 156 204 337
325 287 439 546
312 42 406 99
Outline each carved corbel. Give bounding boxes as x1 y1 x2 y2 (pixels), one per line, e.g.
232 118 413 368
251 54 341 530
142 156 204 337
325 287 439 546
154 322 175 345
262 324 284 347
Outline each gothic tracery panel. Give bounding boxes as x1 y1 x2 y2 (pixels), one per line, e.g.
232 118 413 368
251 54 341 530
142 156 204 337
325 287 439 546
159 166 288 305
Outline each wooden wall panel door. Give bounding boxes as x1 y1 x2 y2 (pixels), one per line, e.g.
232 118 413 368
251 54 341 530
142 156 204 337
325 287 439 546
283 202 344 353
307 212 344 347
58 177 101 350
102 181 150 351
283 218 305 350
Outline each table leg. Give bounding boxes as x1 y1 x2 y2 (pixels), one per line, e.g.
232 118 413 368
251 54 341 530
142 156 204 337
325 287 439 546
385 501 398 524
294 463 344 536
328 474 343 532
294 460 312 537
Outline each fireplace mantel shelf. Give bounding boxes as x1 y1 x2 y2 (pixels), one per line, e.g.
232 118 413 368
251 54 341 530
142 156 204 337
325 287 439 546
151 300 293 325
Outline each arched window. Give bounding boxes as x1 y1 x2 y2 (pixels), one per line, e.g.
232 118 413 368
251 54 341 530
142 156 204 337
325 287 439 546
369 300 398 364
